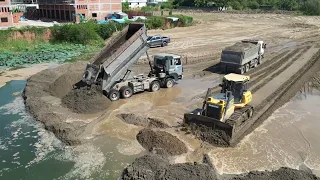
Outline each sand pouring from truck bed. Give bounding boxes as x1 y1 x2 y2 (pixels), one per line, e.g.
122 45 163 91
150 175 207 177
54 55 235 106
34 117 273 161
61 83 112 114
136 129 188 156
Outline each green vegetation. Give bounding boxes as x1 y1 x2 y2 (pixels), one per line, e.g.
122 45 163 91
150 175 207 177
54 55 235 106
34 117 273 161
133 15 193 29
174 0 320 15
0 22 127 68
0 17 192 68
122 0 130 11
0 44 88 67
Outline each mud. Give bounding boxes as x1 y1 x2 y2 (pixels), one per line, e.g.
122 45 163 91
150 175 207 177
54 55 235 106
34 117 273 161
121 154 217 180
122 154 320 180
49 72 83 98
136 129 188 156
119 113 170 128
23 62 89 145
61 83 111 114
230 167 320 180
181 123 230 147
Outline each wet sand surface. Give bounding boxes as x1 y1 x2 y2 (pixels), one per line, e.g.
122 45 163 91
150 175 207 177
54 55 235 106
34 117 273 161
89 73 320 177
20 12 320 179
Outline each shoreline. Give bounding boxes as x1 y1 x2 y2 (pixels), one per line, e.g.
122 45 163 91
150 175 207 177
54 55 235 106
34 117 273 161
0 63 60 88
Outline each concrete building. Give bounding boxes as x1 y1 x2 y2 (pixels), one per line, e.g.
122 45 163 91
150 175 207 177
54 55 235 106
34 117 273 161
0 0 14 27
0 0 122 27
38 0 122 23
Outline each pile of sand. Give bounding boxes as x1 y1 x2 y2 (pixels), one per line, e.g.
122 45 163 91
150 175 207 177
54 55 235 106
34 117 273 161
136 129 188 156
230 167 320 180
49 72 83 98
119 113 170 128
223 42 257 53
121 154 217 180
61 83 111 114
121 154 320 180
182 123 230 147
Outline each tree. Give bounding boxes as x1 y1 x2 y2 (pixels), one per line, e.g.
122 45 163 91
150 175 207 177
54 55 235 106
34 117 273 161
122 0 130 11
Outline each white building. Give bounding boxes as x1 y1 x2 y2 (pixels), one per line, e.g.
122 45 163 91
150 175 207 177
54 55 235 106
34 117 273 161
122 0 167 8
122 0 147 8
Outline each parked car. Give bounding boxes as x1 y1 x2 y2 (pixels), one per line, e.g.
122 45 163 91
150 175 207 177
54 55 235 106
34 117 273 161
147 35 171 47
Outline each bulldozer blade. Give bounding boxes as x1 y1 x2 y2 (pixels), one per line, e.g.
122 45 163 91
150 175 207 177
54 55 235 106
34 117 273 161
183 113 234 137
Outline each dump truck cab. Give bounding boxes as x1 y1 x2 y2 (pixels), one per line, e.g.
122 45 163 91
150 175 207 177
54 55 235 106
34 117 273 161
152 53 183 81
220 73 252 108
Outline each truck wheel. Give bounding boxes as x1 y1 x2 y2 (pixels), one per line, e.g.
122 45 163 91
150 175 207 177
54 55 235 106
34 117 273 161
258 56 262 65
165 78 174 88
108 89 120 101
239 66 245 74
161 41 167 47
150 81 160 92
245 64 250 73
120 86 133 99
253 59 258 68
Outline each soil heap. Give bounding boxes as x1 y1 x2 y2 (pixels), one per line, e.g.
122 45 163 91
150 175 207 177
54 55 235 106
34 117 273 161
230 167 320 180
121 154 217 180
121 154 320 180
136 128 188 156
119 113 170 128
23 62 89 145
182 123 230 147
62 83 111 114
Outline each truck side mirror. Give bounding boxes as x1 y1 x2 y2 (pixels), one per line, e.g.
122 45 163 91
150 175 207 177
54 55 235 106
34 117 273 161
263 44 267 49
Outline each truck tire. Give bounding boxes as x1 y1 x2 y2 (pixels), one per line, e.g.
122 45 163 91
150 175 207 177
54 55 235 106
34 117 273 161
120 86 133 99
165 78 174 88
253 59 258 68
238 66 245 74
108 89 120 101
161 41 167 47
245 64 250 73
258 55 262 65
150 81 160 92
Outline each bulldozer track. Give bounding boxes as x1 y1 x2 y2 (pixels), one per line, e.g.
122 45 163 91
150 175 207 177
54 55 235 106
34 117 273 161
251 46 311 93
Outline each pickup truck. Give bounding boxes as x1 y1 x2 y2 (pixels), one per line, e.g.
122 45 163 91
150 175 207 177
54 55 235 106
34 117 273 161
147 35 171 47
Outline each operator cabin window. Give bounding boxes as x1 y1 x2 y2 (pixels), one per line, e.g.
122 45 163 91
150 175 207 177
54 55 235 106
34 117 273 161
0 17 8 23
174 58 181 65
92 13 97 17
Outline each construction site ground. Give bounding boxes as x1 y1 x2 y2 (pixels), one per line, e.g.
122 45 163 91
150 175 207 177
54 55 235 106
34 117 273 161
22 12 320 178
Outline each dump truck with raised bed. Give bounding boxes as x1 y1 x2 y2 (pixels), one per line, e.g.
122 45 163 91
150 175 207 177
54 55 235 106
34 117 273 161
220 40 266 74
183 73 253 143
82 23 183 101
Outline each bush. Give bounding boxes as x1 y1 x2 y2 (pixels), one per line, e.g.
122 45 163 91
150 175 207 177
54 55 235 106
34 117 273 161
145 16 165 29
50 21 126 45
300 0 320 15
169 14 193 26
248 1 259 9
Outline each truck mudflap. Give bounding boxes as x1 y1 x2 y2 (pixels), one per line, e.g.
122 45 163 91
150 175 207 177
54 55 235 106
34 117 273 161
183 112 234 137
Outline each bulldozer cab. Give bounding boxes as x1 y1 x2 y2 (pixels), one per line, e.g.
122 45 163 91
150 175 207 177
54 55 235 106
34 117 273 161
204 91 235 121
220 73 250 104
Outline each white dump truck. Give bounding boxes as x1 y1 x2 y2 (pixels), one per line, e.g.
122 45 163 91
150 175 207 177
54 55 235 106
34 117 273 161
220 40 266 74
82 23 183 101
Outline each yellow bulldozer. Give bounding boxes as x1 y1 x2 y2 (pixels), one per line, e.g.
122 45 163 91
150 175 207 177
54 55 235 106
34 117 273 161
183 73 254 138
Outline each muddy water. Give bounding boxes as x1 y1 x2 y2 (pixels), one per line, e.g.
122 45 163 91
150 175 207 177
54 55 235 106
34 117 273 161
209 81 320 176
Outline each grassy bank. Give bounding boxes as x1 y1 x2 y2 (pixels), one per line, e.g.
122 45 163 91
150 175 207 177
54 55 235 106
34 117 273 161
0 16 193 68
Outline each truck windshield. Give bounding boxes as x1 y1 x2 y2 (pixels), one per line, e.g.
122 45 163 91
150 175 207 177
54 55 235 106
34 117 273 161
147 36 153 41
155 57 166 66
